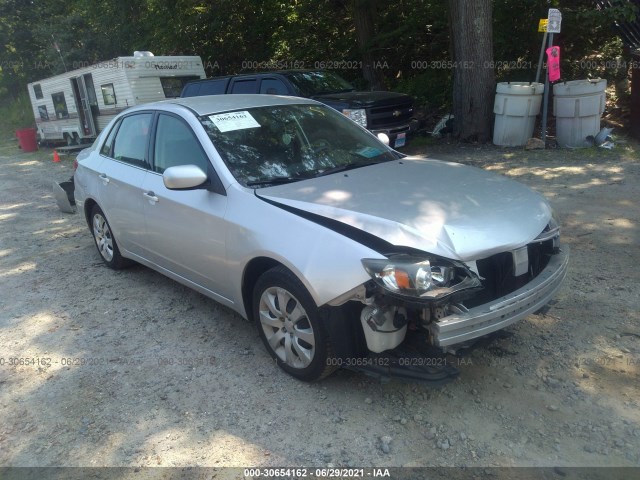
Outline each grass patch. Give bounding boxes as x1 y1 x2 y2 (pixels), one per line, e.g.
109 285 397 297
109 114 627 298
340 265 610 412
0 92 34 137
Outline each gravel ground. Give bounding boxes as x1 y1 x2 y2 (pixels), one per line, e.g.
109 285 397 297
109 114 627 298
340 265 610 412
0 135 638 471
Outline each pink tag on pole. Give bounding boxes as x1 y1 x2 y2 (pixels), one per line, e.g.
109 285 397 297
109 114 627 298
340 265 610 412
546 46 561 82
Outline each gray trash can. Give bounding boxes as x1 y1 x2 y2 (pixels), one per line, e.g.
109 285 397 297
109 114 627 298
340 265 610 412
493 82 545 146
553 79 607 147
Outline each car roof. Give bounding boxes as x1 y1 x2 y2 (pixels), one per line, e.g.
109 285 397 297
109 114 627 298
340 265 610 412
164 94 318 115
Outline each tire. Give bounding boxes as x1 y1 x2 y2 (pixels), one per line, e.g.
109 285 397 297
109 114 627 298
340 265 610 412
253 266 337 381
90 205 130 269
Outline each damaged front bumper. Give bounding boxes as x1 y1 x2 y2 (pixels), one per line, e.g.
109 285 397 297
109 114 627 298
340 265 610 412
53 178 76 214
345 247 568 385
429 246 569 348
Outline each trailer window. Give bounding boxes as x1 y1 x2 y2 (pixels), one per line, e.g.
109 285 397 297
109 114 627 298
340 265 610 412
33 84 43 99
38 105 49 121
101 84 117 105
51 92 69 119
160 76 199 98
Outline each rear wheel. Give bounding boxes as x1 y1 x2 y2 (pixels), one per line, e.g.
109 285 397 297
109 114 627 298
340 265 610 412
253 266 337 381
90 205 130 269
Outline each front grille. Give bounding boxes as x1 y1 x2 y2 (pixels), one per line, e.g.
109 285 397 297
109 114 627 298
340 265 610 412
464 238 555 308
367 101 414 129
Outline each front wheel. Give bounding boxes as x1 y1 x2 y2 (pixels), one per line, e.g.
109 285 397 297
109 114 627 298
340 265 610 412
90 205 130 269
253 266 337 381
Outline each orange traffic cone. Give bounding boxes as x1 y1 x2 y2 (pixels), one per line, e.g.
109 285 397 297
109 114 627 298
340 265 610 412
53 150 60 163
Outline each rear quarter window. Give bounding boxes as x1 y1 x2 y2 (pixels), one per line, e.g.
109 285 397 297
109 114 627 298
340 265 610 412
200 79 229 95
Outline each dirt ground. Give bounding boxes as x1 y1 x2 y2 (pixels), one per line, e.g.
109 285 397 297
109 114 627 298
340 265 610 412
0 133 638 473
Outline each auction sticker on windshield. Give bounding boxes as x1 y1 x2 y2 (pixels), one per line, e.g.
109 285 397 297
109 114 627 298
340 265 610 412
209 111 261 132
356 146 383 158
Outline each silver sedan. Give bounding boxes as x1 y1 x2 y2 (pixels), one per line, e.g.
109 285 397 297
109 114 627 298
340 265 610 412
74 95 568 382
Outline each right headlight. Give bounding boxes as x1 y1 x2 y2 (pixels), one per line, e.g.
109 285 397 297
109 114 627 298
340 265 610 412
533 212 561 248
361 254 482 301
342 108 368 128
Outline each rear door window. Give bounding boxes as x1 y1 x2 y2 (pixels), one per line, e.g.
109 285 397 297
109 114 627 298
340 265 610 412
259 78 289 95
230 79 258 94
111 113 153 168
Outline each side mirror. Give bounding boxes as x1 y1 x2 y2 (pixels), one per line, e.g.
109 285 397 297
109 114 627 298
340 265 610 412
377 133 390 146
163 165 208 190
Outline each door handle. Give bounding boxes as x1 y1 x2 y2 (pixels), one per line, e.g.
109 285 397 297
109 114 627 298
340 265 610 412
143 191 159 203
99 173 110 184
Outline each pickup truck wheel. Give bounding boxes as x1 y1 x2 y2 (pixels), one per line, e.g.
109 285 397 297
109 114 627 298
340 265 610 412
90 205 130 269
253 266 337 381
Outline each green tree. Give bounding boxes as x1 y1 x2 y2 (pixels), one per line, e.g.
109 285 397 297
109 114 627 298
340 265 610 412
447 0 495 142
1 0 637 136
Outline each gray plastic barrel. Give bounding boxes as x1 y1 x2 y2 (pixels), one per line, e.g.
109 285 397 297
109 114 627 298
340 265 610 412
493 82 544 146
553 79 607 147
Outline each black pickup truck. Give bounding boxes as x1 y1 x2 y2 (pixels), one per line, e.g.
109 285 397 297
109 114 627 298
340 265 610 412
181 70 417 148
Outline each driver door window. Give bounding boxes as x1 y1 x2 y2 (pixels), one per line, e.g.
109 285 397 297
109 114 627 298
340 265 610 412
153 114 210 174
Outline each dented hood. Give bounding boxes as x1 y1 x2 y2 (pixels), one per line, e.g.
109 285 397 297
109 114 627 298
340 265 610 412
256 158 552 261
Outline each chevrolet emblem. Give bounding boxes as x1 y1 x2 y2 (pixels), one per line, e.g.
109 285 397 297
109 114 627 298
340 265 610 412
392 110 402 117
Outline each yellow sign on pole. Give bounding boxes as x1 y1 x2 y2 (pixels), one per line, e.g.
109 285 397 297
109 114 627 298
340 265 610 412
538 19 548 32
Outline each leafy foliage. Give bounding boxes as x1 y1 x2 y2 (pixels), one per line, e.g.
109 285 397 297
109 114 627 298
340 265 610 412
0 90 32 131
0 0 637 129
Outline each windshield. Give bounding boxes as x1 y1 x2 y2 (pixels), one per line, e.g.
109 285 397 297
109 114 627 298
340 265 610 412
199 104 399 187
284 71 354 96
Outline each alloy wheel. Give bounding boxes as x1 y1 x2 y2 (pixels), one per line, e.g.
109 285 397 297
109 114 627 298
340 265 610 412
258 286 316 369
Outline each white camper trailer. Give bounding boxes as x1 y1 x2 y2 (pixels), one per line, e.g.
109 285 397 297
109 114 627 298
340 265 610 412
27 52 206 145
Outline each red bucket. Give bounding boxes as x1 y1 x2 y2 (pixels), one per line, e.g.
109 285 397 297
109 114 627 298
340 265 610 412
16 128 38 152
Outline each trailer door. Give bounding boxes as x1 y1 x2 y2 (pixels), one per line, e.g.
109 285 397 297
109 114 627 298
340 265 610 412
70 74 97 138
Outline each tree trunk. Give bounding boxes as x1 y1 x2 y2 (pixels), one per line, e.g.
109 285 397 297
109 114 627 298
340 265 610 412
447 0 495 142
352 0 385 90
